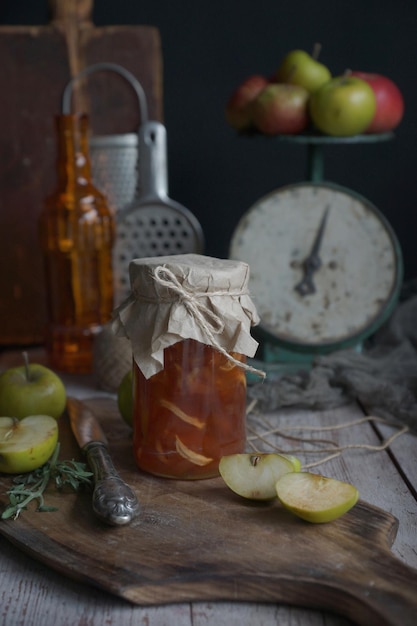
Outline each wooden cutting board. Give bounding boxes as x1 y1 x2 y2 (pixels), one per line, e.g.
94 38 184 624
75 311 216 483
0 0 163 345
0 397 416 626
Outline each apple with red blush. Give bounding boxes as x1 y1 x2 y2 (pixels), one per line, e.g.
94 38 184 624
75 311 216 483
225 74 270 132
251 83 310 135
350 71 404 133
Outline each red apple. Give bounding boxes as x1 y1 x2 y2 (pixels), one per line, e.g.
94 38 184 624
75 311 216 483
350 71 404 133
251 83 310 135
225 74 269 131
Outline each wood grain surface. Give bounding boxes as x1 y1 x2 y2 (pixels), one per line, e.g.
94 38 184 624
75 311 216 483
0 397 416 626
0 0 163 344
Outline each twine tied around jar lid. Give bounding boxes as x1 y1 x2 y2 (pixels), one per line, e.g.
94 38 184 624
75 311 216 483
152 265 266 378
112 254 265 379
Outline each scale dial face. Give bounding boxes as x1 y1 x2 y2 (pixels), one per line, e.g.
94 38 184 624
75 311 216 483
230 182 402 352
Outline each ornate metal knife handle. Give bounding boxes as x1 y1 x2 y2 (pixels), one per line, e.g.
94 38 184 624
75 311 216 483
84 442 140 526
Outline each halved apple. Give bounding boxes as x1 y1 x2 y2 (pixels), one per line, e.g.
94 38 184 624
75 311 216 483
219 452 301 500
275 471 359 523
0 415 58 474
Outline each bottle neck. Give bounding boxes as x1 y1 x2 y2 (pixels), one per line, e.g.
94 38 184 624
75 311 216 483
55 114 93 188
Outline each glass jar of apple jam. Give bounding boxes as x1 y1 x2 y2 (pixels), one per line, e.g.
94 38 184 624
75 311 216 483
112 254 264 479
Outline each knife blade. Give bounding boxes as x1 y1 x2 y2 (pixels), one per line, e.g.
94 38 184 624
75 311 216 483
67 397 140 526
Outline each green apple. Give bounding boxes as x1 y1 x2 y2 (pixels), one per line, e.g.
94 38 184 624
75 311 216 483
275 47 331 93
219 452 301 500
309 74 376 136
275 471 359 523
0 354 66 420
117 369 133 427
0 415 58 474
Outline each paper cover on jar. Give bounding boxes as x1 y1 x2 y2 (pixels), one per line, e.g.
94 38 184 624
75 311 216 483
112 254 261 379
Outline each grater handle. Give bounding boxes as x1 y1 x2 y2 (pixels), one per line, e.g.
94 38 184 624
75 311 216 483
62 62 148 124
138 121 169 202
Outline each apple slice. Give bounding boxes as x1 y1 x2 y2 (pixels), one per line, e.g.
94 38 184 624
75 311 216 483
0 415 58 474
275 471 359 523
219 452 301 500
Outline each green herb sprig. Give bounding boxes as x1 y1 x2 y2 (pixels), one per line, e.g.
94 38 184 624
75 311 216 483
1 443 93 520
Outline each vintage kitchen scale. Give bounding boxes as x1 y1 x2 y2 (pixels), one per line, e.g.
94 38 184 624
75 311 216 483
229 133 404 374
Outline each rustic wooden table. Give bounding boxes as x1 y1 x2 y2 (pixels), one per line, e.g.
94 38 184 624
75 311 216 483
1 348 416 626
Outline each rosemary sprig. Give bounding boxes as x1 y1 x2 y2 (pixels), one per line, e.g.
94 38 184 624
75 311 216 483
1 442 93 520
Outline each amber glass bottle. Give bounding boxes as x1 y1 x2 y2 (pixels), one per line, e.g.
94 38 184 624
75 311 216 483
39 114 115 373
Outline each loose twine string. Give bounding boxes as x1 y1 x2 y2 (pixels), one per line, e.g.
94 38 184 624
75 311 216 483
152 266 266 379
245 399 410 469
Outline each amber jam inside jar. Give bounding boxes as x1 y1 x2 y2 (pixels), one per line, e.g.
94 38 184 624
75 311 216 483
133 338 247 479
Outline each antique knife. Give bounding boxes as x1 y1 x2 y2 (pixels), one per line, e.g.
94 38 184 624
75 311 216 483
67 397 140 526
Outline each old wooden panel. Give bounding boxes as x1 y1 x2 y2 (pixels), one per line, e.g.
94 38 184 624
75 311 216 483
0 0 163 345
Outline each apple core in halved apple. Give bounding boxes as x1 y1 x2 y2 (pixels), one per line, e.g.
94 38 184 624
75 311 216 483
219 452 301 500
0 415 59 474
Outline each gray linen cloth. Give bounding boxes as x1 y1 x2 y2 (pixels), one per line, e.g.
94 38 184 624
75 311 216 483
248 292 417 432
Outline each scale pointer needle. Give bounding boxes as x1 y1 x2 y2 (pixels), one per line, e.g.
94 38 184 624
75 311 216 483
294 205 330 296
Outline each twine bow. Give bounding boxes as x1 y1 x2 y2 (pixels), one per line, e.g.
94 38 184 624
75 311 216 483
153 266 265 379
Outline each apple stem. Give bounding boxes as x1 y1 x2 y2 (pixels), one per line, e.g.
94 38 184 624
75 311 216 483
250 455 261 467
312 42 322 61
22 351 31 382
3 419 19 441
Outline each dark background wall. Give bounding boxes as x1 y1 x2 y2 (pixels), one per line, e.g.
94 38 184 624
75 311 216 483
2 1 417 281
